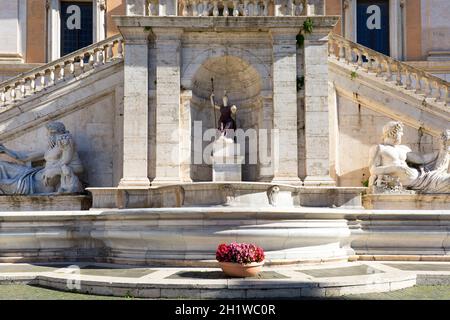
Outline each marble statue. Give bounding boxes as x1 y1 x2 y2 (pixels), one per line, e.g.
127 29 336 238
210 90 237 137
0 121 84 195
368 121 450 194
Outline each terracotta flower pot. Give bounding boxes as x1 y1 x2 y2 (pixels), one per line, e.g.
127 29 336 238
218 261 264 278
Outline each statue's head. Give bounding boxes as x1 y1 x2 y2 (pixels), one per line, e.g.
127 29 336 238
382 121 404 145
46 121 67 136
45 121 68 148
222 90 228 107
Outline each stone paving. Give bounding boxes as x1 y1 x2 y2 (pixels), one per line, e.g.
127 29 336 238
0 261 449 299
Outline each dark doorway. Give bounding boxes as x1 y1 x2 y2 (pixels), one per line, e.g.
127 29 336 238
357 0 390 56
60 1 93 56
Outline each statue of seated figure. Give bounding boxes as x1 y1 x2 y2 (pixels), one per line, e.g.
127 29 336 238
0 121 84 195
368 121 450 194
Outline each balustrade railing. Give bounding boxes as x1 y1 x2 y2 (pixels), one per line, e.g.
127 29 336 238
329 33 449 106
147 0 307 16
0 35 124 108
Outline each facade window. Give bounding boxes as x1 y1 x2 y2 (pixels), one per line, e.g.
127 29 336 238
60 2 93 56
356 0 390 56
47 0 105 61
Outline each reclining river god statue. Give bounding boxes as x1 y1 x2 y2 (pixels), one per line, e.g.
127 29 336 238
0 121 84 194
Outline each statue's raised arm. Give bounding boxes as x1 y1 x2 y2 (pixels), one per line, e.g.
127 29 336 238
210 93 220 110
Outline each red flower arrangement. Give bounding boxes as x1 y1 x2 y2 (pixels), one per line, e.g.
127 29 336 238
216 242 265 264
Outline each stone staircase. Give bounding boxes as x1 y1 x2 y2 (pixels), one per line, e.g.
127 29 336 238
0 35 123 109
328 33 449 135
0 35 124 144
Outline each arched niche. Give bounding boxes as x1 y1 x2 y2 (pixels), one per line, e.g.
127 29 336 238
188 55 263 182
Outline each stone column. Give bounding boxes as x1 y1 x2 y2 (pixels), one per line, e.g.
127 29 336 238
303 30 335 186
270 29 302 186
151 28 183 185
118 27 151 188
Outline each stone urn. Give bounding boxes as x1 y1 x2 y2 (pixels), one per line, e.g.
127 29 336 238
218 261 264 278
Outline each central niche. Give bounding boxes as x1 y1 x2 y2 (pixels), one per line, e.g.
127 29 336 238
190 55 263 182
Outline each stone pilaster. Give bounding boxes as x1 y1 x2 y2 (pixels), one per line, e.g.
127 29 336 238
303 31 335 186
151 28 183 186
118 27 151 188
270 28 302 186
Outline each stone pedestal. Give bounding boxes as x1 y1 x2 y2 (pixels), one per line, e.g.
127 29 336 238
211 136 243 182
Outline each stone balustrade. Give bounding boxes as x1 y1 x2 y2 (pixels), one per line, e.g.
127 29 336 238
147 0 310 16
0 35 124 108
328 33 449 106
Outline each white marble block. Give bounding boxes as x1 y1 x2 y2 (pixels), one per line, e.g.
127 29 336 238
211 136 243 181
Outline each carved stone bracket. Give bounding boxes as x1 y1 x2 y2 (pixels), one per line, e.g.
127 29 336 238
221 184 235 206
267 185 280 206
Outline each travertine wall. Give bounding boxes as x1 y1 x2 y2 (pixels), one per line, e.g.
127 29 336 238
334 94 440 187
421 0 450 59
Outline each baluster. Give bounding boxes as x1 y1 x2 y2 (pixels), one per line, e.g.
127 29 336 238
444 86 449 105
30 77 36 93
405 70 412 89
69 60 75 75
254 0 260 16
202 0 209 16
338 42 345 61
395 64 402 85
40 73 46 89
0 89 6 106
376 58 383 76
414 74 422 93
432 81 440 100
385 60 392 81
10 85 16 102
243 0 249 16
344 45 351 63
294 0 301 15
89 52 95 67
223 1 229 16
59 64 65 80
328 41 334 57
79 55 85 71
233 0 239 16
424 78 433 98
117 40 124 59
263 0 269 16
366 55 373 71
107 44 114 62
192 0 199 16
213 0 219 16
287 0 293 15
49 69 55 86
20 81 26 97
182 0 189 16
356 49 363 68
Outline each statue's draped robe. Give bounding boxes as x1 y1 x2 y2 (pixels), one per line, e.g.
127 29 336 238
218 106 236 132
408 152 450 193
0 162 43 194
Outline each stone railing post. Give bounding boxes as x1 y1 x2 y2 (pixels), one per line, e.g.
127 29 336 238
151 28 184 185
118 27 151 188
303 30 335 186
270 28 302 185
